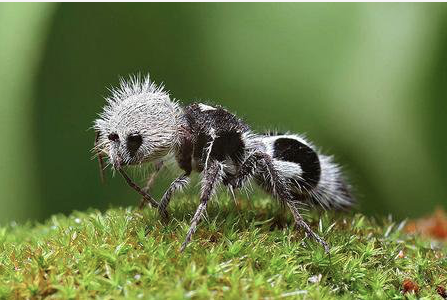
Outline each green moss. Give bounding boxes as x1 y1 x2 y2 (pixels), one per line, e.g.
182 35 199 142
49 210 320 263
0 196 445 299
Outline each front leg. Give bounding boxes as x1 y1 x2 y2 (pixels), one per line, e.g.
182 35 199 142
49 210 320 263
180 161 224 252
158 173 191 221
139 161 164 209
119 169 159 209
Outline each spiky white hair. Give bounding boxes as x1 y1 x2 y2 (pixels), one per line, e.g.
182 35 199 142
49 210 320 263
94 75 184 166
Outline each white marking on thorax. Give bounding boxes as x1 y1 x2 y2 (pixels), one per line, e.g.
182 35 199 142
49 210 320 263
198 103 217 111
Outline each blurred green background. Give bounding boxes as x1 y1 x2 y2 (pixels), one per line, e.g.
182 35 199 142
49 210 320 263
1 3 446 224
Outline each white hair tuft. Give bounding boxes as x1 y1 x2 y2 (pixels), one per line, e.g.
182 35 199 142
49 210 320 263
94 74 185 167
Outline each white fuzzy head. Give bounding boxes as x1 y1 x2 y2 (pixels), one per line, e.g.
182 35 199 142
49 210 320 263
94 75 183 168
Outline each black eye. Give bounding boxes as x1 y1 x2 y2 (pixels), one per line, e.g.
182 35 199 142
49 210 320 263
127 133 143 155
108 133 119 142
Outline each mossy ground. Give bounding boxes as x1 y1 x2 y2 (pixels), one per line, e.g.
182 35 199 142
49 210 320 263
0 195 446 299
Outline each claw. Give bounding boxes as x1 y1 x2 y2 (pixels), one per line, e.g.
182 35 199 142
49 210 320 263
297 219 330 253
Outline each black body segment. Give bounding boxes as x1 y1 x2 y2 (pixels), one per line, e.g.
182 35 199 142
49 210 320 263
184 104 249 134
210 132 245 162
273 137 321 188
182 103 249 171
175 135 193 174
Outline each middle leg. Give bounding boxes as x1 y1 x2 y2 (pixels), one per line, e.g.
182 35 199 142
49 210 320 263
180 161 224 252
158 173 191 221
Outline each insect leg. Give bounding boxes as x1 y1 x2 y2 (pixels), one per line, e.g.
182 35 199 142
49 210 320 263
287 202 329 253
180 161 223 252
138 161 164 209
254 152 330 252
224 151 259 189
158 173 191 221
119 169 159 209
143 161 164 191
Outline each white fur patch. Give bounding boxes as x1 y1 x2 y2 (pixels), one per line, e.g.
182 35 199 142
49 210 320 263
273 160 303 178
198 103 216 111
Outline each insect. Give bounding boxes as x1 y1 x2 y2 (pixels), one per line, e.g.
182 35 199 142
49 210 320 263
93 75 354 252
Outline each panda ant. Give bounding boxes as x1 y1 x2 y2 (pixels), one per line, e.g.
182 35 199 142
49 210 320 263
93 75 354 252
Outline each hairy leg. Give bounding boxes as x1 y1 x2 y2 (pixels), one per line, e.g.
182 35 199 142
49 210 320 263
138 161 164 209
158 173 190 221
143 161 164 191
224 151 259 189
287 202 329 252
180 161 223 252
119 169 159 209
248 151 330 252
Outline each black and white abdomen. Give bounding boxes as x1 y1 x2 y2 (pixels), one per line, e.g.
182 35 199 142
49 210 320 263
260 134 354 209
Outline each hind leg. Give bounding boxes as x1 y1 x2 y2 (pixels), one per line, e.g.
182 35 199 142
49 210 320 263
232 151 329 252
287 202 329 252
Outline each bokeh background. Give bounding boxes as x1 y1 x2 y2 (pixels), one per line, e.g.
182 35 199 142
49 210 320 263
1 3 446 224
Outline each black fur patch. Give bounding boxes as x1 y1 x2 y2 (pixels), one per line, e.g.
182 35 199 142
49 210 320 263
176 135 193 174
210 132 245 162
183 103 249 171
273 138 321 188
